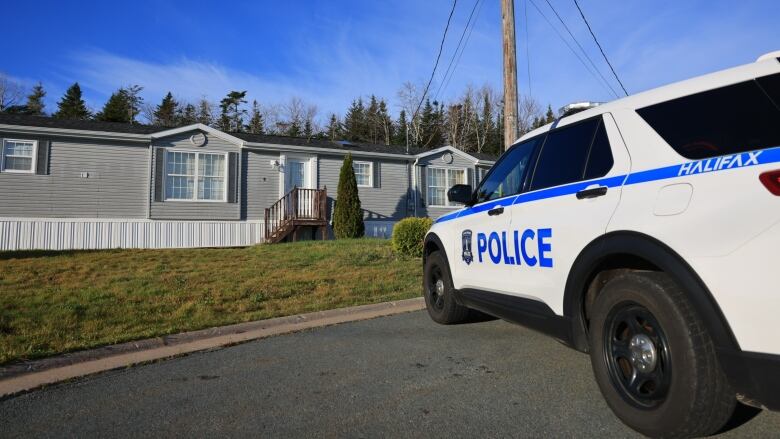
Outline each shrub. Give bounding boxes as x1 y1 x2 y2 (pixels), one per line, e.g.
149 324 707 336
333 153 365 239
392 217 433 257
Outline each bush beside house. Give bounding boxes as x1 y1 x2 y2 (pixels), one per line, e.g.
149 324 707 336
391 217 433 257
333 153 365 239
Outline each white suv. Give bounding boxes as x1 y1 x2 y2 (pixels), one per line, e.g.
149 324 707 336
423 53 780 437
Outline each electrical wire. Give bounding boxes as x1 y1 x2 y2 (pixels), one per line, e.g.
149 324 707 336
527 0 618 99
433 0 482 102
542 0 619 98
438 0 485 99
413 0 458 121
572 0 628 96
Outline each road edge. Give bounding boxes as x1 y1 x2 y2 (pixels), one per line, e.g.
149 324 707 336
0 297 425 398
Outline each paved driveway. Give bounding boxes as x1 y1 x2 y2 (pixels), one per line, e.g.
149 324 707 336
1 311 778 438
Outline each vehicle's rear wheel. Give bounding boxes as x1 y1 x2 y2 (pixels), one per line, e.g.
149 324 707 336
424 251 469 324
589 272 735 438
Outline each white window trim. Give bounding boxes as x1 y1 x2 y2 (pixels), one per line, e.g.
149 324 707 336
427 166 468 208
1 139 38 174
353 160 373 187
162 148 228 203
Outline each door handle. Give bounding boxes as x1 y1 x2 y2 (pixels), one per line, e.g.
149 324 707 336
576 186 608 199
487 206 505 216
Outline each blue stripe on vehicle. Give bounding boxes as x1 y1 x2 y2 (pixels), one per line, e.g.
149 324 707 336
434 146 780 224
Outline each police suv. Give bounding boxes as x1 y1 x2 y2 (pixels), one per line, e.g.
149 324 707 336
423 52 780 437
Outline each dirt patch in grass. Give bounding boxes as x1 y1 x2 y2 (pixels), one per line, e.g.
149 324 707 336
0 239 421 365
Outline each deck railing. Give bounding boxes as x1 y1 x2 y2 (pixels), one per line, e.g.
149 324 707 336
264 187 327 240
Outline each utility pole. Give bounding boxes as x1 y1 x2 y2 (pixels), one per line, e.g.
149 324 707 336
501 0 519 151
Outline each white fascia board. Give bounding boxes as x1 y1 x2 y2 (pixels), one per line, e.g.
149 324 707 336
0 124 151 143
243 142 417 160
151 124 245 147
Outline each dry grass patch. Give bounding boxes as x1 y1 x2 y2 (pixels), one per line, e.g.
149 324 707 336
0 239 421 365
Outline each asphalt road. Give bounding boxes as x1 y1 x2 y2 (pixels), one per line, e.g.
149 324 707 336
1 311 778 438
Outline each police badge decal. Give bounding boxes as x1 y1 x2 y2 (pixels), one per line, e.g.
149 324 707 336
462 229 473 265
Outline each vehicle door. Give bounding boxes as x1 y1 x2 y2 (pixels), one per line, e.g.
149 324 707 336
509 114 630 314
449 136 545 294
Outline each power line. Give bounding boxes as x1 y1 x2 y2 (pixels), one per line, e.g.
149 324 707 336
438 0 485 99
527 0 617 98
572 0 628 96
542 0 619 98
433 0 482 102
412 0 458 122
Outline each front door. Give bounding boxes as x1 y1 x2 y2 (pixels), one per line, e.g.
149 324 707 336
285 158 310 218
449 136 542 295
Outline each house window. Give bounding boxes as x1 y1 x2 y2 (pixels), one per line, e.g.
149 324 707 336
427 167 466 207
165 150 226 201
353 161 372 187
2 139 37 173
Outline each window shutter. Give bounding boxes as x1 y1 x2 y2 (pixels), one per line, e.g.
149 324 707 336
35 140 51 175
228 152 239 203
419 166 426 206
154 148 165 202
373 161 381 188
466 168 474 187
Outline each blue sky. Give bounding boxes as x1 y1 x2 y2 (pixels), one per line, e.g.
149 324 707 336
2 0 778 121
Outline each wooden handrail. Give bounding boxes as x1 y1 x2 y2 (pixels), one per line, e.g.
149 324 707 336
264 187 328 242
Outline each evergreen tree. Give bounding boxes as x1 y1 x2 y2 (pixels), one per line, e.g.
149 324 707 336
420 99 444 148
545 105 555 124
393 109 408 145
196 98 213 125
326 113 342 141
377 99 393 145
286 117 302 137
365 95 380 143
95 89 132 123
247 100 264 134
303 118 313 138
53 83 90 120
343 98 366 142
177 103 197 126
153 92 178 127
95 85 143 123
332 153 365 239
218 90 247 132
25 82 46 115
480 92 497 153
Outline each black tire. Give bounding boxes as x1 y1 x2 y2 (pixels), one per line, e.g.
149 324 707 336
423 251 469 324
589 271 735 438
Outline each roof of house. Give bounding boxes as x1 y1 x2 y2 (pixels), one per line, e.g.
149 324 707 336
0 113 497 162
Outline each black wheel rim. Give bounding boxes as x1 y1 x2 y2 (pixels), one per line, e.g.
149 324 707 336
603 302 672 409
426 265 446 311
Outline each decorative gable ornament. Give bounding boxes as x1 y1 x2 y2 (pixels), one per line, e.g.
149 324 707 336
442 152 454 164
190 133 207 147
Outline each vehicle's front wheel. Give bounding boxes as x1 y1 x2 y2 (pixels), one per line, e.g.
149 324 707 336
589 272 735 438
423 251 469 324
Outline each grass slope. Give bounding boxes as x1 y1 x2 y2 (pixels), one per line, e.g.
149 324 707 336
0 239 421 365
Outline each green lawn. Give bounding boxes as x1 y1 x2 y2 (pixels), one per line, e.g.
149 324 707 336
0 239 422 365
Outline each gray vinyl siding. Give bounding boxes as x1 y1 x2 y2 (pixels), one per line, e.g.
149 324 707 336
243 150 281 220
150 131 240 220
0 133 148 218
318 155 411 221
416 150 480 220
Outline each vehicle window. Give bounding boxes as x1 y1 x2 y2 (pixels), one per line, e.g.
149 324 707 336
530 118 600 191
637 77 780 160
757 72 780 108
475 136 542 204
584 120 614 180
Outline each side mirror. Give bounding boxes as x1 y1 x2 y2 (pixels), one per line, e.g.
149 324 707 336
447 184 473 206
